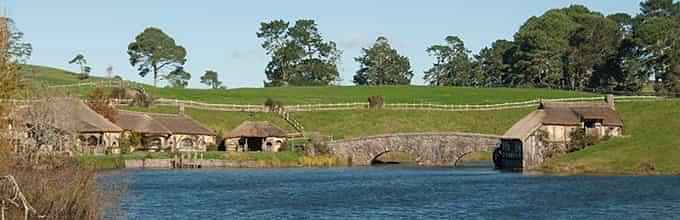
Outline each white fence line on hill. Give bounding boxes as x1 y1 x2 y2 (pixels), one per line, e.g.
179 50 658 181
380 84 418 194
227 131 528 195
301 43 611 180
105 95 662 113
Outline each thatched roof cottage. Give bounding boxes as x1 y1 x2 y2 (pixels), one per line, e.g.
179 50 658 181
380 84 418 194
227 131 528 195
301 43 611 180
114 111 215 152
497 96 624 169
10 98 123 153
224 121 288 152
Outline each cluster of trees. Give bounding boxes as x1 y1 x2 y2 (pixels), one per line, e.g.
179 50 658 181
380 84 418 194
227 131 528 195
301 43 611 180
257 19 342 86
442 1 680 95
123 27 224 89
257 1 680 96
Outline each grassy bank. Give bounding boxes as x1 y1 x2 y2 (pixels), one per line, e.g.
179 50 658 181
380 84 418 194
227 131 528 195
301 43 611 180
79 151 347 169
122 106 532 139
293 109 531 139
543 101 680 175
24 64 595 105
146 86 595 105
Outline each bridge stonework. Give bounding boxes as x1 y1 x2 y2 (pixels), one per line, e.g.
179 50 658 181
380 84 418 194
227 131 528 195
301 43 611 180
328 132 502 166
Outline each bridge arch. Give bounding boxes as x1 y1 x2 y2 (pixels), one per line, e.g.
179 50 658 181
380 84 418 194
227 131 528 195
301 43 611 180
329 132 502 166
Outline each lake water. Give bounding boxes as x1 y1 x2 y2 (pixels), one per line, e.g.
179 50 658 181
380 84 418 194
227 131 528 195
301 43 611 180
103 165 680 219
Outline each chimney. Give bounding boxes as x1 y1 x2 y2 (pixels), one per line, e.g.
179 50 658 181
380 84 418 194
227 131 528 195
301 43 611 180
179 103 185 115
605 95 615 110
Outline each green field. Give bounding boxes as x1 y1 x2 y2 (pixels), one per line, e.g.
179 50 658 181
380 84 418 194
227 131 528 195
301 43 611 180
148 86 596 105
292 109 531 139
19 64 108 86
543 101 680 175
23 64 596 105
122 106 532 140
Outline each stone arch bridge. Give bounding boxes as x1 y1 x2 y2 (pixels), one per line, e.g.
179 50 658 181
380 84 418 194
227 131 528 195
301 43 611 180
328 132 502 166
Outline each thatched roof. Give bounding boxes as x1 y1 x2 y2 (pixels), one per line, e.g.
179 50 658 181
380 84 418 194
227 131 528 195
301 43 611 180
151 114 215 135
503 110 547 141
16 98 123 133
504 101 623 140
114 111 172 135
540 102 623 127
71 99 123 133
114 111 214 136
225 121 287 138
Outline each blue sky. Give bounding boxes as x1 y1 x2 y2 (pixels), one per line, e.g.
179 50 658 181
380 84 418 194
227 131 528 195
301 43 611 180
6 0 642 88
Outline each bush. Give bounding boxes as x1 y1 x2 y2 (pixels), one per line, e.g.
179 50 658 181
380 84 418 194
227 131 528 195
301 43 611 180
77 73 90 80
120 132 142 153
568 128 598 152
264 98 284 112
110 87 127 99
305 134 330 156
206 143 218 152
368 96 385 109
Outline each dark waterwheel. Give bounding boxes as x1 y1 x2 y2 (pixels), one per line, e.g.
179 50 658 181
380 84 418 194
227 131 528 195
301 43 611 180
492 147 503 169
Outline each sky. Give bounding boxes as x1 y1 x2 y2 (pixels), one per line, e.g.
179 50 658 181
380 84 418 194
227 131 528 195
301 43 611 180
5 0 643 88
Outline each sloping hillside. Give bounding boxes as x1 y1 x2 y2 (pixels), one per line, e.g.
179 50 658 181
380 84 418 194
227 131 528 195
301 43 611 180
543 101 680 175
21 64 596 105
18 64 107 86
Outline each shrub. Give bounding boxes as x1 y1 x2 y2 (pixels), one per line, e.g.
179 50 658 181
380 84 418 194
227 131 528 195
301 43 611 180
305 134 330 156
86 87 118 123
206 143 218 152
264 98 284 112
77 73 90 80
368 96 385 109
568 128 598 152
110 87 127 99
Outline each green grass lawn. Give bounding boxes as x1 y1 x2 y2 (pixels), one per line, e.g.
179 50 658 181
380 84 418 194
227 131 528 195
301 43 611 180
147 86 595 105
122 105 532 139
543 101 680 175
24 64 595 105
19 64 108 86
292 108 532 139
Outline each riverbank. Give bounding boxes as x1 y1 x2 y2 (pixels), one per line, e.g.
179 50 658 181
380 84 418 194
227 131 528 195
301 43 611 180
79 151 347 169
80 150 493 170
541 101 680 176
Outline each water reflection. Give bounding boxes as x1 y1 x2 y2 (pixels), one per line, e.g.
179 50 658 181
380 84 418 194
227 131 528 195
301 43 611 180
104 167 680 219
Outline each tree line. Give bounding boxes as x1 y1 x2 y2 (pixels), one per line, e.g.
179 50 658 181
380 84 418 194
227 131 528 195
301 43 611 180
63 0 679 95
254 0 680 96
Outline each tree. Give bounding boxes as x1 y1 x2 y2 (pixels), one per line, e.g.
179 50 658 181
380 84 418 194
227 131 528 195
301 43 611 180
257 19 342 86
424 36 474 86
1 18 31 63
353 37 413 85
640 0 677 18
200 70 223 89
163 67 191 88
128 27 187 87
68 54 91 76
474 40 517 87
635 16 680 96
564 12 621 90
86 87 117 123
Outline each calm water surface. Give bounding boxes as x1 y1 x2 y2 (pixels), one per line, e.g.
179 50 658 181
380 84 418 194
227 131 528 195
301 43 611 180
103 165 680 219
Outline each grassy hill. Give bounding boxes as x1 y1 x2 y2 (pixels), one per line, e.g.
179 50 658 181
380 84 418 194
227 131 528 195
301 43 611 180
19 64 108 86
123 106 533 140
149 86 596 105
543 101 680 175
22 64 596 105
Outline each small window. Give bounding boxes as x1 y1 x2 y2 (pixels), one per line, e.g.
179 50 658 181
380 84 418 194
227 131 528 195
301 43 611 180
181 138 194 148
